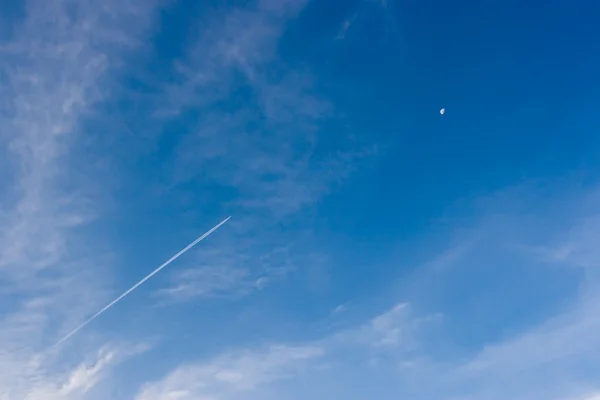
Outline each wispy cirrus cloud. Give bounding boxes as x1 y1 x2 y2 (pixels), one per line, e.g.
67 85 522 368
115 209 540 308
139 1 374 303
578 394 600 400
137 183 600 400
388 184 600 400
24 346 129 400
7 2 597 400
336 303 442 349
3 1 366 396
166 1 371 213
0 0 163 398
335 14 357 40
135 344 324 400
154 228 303 303
134 301 439 400
155 264 259 303
530 215 600 270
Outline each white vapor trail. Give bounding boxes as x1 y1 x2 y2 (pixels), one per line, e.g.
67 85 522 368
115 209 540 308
54 216 231 347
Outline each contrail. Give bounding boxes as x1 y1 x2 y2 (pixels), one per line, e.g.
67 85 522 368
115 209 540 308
54 216 231 347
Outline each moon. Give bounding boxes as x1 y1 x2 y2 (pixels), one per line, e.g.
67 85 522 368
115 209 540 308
440 108 445 115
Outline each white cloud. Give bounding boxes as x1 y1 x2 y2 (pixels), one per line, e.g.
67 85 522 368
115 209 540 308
334 303 414 347
19 342 152 400
335 14 357 40
434 295 600 400
367 303 412 347
135 345 323 400
331 304 347 315
143 1 376 305
392 186 600 400
141 184 600 400
24 348 117 400
532 214 600 270
330 303 441 353
18 2 600 400
155 240 296 303
0 0 162 398
156 265 257 301
578 394 600 400
135 301 438 400
153 0 373 219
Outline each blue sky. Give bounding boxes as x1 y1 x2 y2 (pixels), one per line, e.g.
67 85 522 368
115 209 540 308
1 0 600 399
